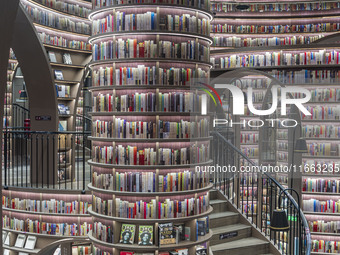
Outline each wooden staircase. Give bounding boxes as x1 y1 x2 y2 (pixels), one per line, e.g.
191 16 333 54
209 190 280 255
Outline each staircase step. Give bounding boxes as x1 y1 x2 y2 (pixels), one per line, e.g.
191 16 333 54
209 199 228 212
210 211 240 228
210 224 251 245
209 189 219 200
211 237 269 255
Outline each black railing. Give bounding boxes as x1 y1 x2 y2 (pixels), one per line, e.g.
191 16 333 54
211 130 311 255
12 103 30 128
2 130 91 191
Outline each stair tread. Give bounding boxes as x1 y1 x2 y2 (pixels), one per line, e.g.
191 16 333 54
211 224 250 234
210 211 239 219
209 199 227 205
211 237 268 251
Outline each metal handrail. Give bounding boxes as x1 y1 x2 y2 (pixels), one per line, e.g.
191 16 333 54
211 130 311 255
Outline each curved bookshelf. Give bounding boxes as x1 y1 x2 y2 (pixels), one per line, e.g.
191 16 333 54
89 30 213 44
89 206 213 223
88 183 214 196
25 0 91 20
89 1 212 254
89 3 213 20
89 231 213 250
88 159 214 169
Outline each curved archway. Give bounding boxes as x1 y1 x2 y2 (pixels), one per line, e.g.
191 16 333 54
11 4 58 131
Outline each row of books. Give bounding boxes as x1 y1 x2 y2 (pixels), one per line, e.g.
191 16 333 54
240 173 258 186
304 142 340 157
234 78 270 89
93 221 113 243
312 239 340 253
303 178 340 193
270 69 340 84
302 88 340 102
212 35 323 48
38 32 91 50
240 133 259 144
36 0 91 18
115 194 209 219
277 142 288 151
93 92 204 113
92 170 209 192
303 160 340 174
2 197 90 214
92 12 209 35
93 144 209 165
93 39 209 62
211 23 340 34
303 198 340 213
2 216 92 236
24 5 90 34
92 118 209 138
211 2 340 13
241 203 257 214
241 147 259 158
278 152 288 161
93 0 210 10
212 50 340 69
92 65 208 87
302 105 340 120
309 219 340 233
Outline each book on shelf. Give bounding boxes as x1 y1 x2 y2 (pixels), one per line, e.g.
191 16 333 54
120 252 134 255
56 85 70 98
48 51 57 63
196 219 206 238
195 246 207 255
63 53 72 65
138 225 153 246
120 224 136 244
24 235 37 249
14 234 26 248
176 249 188 255
174 223 185 242
159 222 176 245
184 226 191 241
58 104 70 115
58 120 68 132
2 231 7 244
54 70 64 80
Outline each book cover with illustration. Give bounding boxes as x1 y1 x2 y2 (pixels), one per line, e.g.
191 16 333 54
120 224 136 244
138 225 153 245
159 222 176 245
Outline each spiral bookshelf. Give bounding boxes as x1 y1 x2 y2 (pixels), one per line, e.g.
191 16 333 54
88 1 213 254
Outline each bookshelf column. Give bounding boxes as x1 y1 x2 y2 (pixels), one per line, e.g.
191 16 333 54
88 1 213 254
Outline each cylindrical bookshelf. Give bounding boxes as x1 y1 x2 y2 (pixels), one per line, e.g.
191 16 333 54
88 1 213 254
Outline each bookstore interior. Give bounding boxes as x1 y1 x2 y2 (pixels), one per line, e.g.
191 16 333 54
2 0 340 254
